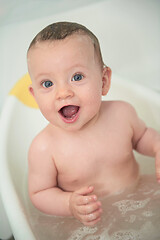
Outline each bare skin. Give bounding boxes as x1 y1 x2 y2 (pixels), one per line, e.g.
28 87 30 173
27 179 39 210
28 35 160 226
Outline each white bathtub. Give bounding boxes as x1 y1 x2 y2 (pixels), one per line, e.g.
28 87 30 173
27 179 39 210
0 74 160 240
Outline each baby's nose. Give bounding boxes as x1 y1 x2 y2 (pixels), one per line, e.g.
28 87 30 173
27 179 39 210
56 84 74 100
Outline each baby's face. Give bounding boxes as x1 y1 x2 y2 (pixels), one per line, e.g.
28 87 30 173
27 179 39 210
28 35 109 131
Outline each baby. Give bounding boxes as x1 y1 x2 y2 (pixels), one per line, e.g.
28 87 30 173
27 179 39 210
27 21 160 226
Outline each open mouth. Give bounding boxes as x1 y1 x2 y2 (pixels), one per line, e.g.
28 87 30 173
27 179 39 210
58 105 80 123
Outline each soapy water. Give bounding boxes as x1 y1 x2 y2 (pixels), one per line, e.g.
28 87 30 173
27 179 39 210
24 175 160 240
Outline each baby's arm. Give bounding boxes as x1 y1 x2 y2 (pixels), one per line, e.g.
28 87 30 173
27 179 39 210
28 136 71 216
130 104 160 181
28 134 102 225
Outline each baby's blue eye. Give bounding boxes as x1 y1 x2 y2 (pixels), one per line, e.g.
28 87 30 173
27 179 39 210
72 74 83 82
42 80 53 88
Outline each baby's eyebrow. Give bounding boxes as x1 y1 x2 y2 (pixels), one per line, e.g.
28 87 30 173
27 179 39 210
33 64 88 82
35 72 53 80
67 63 87 71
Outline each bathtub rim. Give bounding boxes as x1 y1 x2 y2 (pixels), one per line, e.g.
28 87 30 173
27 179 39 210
0 97 36 240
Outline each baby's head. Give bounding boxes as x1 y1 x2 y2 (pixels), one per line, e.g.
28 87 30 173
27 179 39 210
27 21 104 69
27 21 111 131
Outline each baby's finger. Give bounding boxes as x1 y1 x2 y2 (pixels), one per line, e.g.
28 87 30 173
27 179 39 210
82 208 102 225
76 194 98 206
78 201 102 215
83 217 101 226
75 186 94 196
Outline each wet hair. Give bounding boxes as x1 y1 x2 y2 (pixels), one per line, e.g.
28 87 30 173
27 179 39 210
27 21 104 68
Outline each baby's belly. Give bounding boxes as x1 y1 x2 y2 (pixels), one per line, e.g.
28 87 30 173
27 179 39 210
94 168 140 197
59 159 140 197
94 161 140 197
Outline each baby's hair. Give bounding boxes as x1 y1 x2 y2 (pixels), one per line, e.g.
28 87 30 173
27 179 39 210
28 21 104 68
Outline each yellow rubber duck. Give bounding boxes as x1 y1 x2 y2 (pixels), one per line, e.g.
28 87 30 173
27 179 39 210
9 73 38 109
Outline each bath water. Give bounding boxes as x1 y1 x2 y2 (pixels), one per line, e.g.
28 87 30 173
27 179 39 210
24 174 160 240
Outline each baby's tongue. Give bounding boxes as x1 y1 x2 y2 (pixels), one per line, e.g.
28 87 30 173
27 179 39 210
62 105 79 118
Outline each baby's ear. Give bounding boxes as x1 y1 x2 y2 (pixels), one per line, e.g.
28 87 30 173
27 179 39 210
102 65 112 96
28 85 35 97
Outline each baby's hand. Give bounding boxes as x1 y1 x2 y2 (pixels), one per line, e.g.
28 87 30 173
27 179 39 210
69 186 102 226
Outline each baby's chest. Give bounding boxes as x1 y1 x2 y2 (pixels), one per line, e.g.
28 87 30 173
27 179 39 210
54 130 133 179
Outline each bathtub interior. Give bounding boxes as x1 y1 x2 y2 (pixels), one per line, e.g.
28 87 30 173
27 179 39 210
1 74 160 239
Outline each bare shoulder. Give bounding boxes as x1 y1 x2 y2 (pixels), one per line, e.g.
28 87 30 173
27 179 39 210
102 100 136 117
28 124 53 163
102 100 146 143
